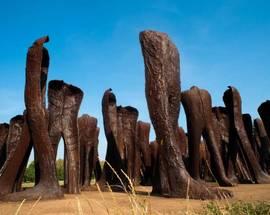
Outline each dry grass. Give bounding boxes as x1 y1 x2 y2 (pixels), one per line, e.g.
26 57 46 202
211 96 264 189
6 163 270 215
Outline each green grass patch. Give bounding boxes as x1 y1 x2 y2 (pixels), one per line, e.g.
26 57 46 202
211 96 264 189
202 201 270 215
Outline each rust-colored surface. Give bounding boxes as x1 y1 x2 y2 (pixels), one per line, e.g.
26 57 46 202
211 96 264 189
140 30 231 199
212 107 239 183
0 123 9 169
258 100 270 138
223 86 270 184
176 127 188 159
136 121 151 186
78 114 100 190
100 89 139 190
199 139 212 182
100 89 124 188
181 86 232 186
118 106 138 181
48 80 83 194
0 114 32 197
254 118 270 173
6 115 28 192
0 36 63 201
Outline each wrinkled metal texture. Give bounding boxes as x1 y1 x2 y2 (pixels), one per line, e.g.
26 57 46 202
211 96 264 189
135 121 151 185
0 36 63 201
254 118 270 173
223 86 270 184
181 86 232 186
48 80 83 194
100 89 139 191
78 114 100 190
140 30 232 199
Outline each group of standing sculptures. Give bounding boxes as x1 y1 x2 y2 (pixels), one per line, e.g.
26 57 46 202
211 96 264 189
0 30 269 201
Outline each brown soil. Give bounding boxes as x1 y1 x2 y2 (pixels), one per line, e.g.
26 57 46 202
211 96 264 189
0 184 270 214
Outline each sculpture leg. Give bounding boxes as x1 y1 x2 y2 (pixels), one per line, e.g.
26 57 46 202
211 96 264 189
186 117 203 180
203 128 233 186
254 118 270 173
93 128 101 181
133 140 142 185
62 120 80 193
224 87 270 184
14 144 32 192
0 37 63 201
0 123 9 169
62 84 83 194
82 145 91 188
98 90 126 190
80 139 86 187
258 101 270 138
48 80 66 159
94 158 102 181
0 115 30 195
140 30 232 199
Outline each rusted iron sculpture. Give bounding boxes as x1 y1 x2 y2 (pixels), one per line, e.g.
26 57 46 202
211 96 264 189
118 106 139 181
5 115 28 192
135 121 151 185
242 114 257 153
140 30 232 199
0 113 32 197
212 107 238 183
181 86 233 186
212 107 255 183
223 86 270 183
0 123 9 168
258 100 270 138
149 140 159 193
100 89 139 190
78 114 100 190
199 140 212 182
100 89 124 189
0 36 63 201
177 127 188 160
48 80 83 194
254 118 270 173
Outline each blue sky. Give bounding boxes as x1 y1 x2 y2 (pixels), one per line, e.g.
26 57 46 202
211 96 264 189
0 0 269 160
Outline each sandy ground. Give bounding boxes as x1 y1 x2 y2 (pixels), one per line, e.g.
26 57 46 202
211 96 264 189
0 184 270 215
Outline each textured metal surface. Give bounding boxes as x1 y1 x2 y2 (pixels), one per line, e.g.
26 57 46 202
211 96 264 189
48 80 83 194
223 86 270 184
140 30 232 199
78 114 100 190
181 86 232 186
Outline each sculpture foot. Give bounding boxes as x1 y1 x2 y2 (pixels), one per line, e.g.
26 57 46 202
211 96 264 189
187 177 233 200
0 183 63 202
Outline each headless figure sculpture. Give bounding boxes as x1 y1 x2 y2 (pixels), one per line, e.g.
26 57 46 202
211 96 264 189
140 30 232 199
254 118 270 173
117 106 139 182
78 114 100 190
181 86 233 186
135 121 151 185
0 36 63 201
48 80 83 194
99 89 138 191
223 86 270 184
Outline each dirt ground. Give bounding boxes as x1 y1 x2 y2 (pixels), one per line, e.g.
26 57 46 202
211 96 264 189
0 184 270 215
